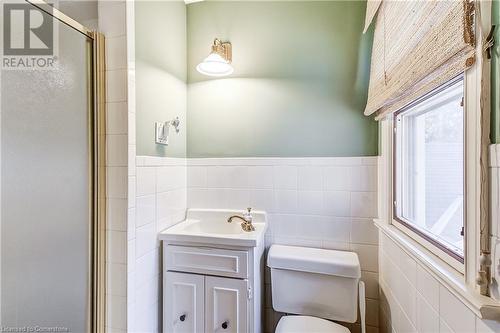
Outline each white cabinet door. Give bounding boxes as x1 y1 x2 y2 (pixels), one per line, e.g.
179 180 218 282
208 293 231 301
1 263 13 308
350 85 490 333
164 272 205 333
205 276 248 333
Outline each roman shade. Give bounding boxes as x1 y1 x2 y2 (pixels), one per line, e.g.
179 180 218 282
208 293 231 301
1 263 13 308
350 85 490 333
364 0 476 119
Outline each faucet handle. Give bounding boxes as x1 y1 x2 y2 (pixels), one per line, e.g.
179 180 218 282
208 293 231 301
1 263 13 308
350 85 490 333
243 207 253 222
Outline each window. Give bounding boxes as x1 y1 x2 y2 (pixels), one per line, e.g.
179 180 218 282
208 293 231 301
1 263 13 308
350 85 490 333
394 76 465 263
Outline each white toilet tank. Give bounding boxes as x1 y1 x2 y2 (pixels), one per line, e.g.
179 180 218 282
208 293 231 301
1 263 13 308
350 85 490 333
267 245 361 323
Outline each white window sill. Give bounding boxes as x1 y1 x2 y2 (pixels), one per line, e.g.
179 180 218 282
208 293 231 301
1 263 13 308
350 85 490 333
374 219 500 321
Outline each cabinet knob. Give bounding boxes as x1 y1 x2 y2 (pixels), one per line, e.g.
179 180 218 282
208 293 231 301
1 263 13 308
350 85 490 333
179 314 186 322
221 321 228 329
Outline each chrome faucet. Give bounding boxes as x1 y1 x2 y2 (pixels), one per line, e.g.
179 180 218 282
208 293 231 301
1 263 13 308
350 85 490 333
227 208 255 232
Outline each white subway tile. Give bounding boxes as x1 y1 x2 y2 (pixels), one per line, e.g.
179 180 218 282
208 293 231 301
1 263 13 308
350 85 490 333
321 240 351 251
127 271 136 304
439 286 476 333
98 2 126 38
248 166 274 189
188 188 225 209
269 214 298 237
156 191 171 225
207 166 248 188
128 208 136 241
136 167 155 196
136 222 157 259
351 166 377 192
128 176 135 209
187 188 208 208
351 244 379 272
134 301 159 333
416 293 439 333
297 166 323 191
416 264 439 306
273 166 297 190
321 217 351 243
224 189 250 209
107 263 127 297
136 274 160 308
274 236 322 248
106 35 127 70
128 145 136 176
274 190 298 213
351 192 377 218
398 251 417 287
226 166 249 188
136 195 155 227
106 295 127 330
107 167 128 199
135 249 159 289
250 189 275 213
157 166 186 192
476 317 500 333
187 166 207 188
439 319 454 333
107 198 127 231
397 310 417 333
361 271 379 299
107 230 126 264
394 275 416 326
128 112 136 145
351 218 379 245
323 191 350 217
366 299 379 327
106 102 127 135
324 166 351 191
298 191 324 215
106 69 127 103
127 239 135 273
295 215 325 240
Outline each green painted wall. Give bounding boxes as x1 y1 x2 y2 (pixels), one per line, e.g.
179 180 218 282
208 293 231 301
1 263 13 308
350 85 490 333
492 0 500 143
186 1 377 158
135 1 187 157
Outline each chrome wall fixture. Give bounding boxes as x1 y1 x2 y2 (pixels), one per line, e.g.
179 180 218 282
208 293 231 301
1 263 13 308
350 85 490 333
196 38 233 77
155 117 181 145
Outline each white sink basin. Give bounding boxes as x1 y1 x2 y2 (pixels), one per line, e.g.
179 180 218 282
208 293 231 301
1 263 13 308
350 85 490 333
159 209 268 247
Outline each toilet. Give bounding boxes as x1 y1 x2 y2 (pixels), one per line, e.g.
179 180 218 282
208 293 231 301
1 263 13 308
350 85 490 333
267 245 366 333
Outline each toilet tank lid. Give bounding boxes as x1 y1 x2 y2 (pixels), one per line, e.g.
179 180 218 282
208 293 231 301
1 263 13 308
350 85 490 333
267 245 361 278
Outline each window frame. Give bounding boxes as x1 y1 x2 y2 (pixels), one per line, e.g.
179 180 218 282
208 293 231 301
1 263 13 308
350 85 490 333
375 2 495 311
392 75 466 273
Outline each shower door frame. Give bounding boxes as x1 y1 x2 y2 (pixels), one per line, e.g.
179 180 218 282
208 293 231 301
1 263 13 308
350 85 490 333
25 1 107 332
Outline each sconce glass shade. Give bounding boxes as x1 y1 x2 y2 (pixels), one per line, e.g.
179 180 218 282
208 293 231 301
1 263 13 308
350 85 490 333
196 52 234 77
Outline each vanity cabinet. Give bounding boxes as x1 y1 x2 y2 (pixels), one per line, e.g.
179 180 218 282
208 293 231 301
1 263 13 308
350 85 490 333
205 276 248 333
163 243 264 333
164 272 204 333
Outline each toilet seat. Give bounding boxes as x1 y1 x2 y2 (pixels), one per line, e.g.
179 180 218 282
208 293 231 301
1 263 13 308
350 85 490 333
275 315 350 333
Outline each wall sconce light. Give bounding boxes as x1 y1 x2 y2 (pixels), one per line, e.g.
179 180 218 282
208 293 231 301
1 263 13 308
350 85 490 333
196 38 233 77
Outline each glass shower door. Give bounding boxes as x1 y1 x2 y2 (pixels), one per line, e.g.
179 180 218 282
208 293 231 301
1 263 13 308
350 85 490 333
1 5 93 332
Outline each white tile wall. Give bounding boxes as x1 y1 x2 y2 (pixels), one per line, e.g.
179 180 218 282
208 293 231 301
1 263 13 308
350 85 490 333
131 157 187 333
99 1 132 331
186 157 379 333
379 233 500 333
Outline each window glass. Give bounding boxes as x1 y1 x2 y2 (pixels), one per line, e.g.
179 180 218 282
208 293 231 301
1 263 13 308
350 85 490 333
395 78 464 259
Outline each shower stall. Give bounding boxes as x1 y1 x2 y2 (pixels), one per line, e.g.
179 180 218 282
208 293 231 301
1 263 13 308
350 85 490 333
0 1 106 331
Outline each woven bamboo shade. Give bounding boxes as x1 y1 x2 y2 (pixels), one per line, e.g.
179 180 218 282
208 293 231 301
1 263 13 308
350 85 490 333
363 0 382 33
364 0 476 119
